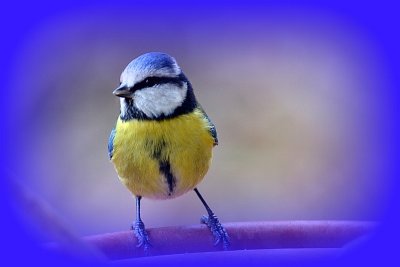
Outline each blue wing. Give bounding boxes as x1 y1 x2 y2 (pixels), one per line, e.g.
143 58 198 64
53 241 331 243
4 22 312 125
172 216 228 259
197 105 218 146
206 117 218 146
108 128 116 159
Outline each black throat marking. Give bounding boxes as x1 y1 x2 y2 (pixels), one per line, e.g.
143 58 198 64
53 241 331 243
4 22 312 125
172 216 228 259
150 140 176 196
120 73 198 121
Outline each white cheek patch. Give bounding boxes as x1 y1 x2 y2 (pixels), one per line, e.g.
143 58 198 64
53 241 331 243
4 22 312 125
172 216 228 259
133 83 187 118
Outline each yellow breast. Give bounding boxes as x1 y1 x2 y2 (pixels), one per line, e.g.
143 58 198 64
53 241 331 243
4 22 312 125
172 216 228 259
111 108 214 199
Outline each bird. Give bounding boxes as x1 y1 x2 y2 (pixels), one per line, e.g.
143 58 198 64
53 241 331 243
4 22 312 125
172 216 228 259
108 52 229 250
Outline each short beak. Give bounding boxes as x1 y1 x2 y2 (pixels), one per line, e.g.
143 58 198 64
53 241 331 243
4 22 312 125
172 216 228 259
113 84 132 98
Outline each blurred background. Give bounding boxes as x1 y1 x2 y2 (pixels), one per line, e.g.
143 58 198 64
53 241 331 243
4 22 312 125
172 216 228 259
5 2 392 239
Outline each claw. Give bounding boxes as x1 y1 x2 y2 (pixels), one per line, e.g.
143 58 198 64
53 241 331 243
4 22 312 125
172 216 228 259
200 215 208 224
132 219 151 250
201 213 230 250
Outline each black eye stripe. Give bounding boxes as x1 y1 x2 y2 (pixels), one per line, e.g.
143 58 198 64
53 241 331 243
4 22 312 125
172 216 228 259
132 76 183 91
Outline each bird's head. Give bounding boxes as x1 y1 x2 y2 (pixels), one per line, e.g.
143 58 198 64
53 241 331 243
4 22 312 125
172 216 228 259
113 52 194 120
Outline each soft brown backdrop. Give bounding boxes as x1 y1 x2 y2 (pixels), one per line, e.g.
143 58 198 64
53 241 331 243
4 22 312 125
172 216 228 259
10 7 388 237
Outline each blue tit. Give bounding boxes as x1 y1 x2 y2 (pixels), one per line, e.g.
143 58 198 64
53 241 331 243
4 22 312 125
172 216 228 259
108 52 229 250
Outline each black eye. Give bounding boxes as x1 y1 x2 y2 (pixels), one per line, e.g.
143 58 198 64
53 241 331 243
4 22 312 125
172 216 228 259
143 78 157 88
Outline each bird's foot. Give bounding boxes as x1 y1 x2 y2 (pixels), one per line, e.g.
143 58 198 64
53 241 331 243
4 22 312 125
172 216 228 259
131 219 151 250
201 213 230 250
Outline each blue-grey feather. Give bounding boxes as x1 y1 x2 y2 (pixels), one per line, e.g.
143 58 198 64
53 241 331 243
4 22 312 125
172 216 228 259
108 128 116 159
204 116 218 146
197 106 218 146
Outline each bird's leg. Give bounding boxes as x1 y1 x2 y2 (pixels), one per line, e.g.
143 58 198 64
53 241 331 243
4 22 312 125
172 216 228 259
131 196 151 250
194 188 230 250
